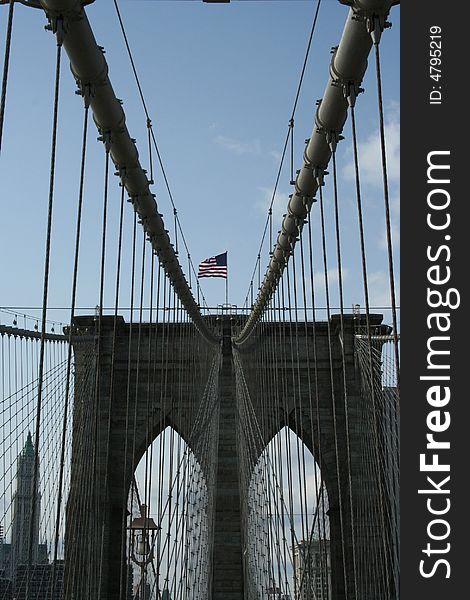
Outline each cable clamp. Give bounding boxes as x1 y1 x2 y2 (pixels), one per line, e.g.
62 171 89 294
341 1 396 41
129 193 142 206
313 167 326 187
325 131 344 152
369 14 392 45
74 81 95 108
342 81 364 108
302 196 315 210
329 46 365 106
45 15 66 46
115 166 127 186
97 130 112 153
315 107 344 148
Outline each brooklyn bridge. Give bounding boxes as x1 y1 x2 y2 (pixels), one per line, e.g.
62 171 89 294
0 0 399 599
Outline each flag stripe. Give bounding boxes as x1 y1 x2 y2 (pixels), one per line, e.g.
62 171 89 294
198 252 227 279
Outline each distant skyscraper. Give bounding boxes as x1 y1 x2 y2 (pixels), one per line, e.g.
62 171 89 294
0 573 12 600
267 586 290 599
0 525 11 576
14 562 64 600
135 581 151 600
292 539 331 600
0 530 12 600
9 432 41 578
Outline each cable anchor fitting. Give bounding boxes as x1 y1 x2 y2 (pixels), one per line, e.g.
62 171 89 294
97 130 112 153
368 14 392 45
45 15 66 47
115 166 127 186
326 131 344 153
74 81 94 109
344 81 364 108
129 193 141 206
313 167 326 187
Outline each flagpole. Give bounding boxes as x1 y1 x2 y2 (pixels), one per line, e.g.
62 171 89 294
225 252 229 307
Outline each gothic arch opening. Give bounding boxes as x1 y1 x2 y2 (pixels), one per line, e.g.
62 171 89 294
129 426 212 600
243 426 331 600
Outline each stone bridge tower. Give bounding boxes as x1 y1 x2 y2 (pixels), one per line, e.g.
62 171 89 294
64 314 395 600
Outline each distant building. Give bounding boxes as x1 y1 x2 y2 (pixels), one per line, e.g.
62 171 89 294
135 580 151 600
0 526 11 576
1 433 50 597
127 565 134 600
0 568 12 600
292 539 331 600
0 539 47 579
10 432 43 578
267 586 290 599
14 561 64 600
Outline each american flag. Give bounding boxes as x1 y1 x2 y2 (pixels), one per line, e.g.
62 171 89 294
197 252 228 279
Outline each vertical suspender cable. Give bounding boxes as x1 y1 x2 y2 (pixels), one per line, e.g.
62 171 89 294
289 118 295 184
373 43 400 592
331 149 358 599
298 228 328 596
27 37 62 600
94 143 111 595
50 103 89 600
318 183 348 596
242 0 322 310
373 41 400 387
0 0 14 156
99 179 126 592
306 212 329 591
143 250 154 569
119 210 138 600
350 102 391 596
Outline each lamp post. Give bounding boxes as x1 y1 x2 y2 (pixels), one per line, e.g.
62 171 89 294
128 504 160 599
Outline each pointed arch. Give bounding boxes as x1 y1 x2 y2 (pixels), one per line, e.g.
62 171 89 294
131 426 212 600
243 426 331 599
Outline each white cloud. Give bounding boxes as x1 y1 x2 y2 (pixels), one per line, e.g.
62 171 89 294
342 108 400 187
214 134 261 156
313 267 347 290
378 191 400 250
366 270 400 308
340 103 400 253
256 186 290 225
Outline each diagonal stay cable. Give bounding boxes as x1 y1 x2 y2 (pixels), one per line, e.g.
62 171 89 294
244 0 323 305
50 102 89 600
111 0 211 310
0 0 14 156
373 41 400 389
27 38 62 599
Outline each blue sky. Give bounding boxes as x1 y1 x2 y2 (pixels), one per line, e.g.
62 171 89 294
0 1 401 583
0 0 400 327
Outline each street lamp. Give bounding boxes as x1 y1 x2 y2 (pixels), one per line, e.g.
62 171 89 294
128 504 160 568
128 504 160 600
